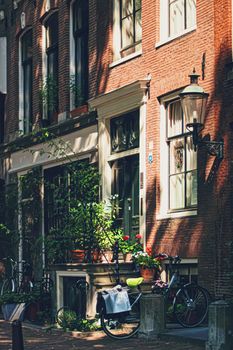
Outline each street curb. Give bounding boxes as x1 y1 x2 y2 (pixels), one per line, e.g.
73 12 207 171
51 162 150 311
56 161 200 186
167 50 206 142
160 332 206 346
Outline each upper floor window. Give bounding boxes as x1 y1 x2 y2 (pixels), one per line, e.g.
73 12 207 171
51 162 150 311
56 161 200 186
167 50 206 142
44 12 58 120
167 100 197 211
71 0 88 108
21 30 32 134
159 0 196 44
112 0 142 62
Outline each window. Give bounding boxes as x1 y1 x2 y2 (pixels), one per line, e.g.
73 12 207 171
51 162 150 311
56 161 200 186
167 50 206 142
44 161 88 233
71 0 88 108
110 111 140 236
113 0 142 61
44 13 58 120
169 0 196 37
110 111 139 153
21 30 32 133
159 0 196 43
167 100 197 211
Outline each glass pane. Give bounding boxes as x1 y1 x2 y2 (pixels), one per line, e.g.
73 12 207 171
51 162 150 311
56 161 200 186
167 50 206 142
135 0 141 10
122 15 134 48
22 30 32 62
111 111 139 153
73 0 82 32
170 138 185 174
186 136 197 171
170 174 185 210
135 10 142 42
186 170 197 206
132 160 139 216
167 100 183 137
169 0 184 36
186 0 196 28
122 0 133 17
23 62 32 132
46 13 58 49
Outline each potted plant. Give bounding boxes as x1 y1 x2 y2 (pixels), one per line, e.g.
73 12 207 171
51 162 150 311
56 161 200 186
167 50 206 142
0 291 40 321
117 233 143 262
69 75 88 117
132 248 161 282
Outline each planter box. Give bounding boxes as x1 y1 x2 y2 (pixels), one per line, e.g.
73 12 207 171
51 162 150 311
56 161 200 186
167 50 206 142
2 303 26 321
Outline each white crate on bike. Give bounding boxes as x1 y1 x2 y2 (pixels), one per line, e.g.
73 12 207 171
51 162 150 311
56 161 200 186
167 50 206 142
101 286 131 314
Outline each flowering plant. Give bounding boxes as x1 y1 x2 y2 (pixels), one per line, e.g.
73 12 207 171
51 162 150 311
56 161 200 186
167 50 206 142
117 233 143 255
132 249 161 269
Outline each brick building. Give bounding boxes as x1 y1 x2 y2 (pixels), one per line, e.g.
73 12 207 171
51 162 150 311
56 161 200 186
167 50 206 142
0 0 233 313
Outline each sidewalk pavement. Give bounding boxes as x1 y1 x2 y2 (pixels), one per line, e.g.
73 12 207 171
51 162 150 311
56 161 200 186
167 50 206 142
0 319 207 350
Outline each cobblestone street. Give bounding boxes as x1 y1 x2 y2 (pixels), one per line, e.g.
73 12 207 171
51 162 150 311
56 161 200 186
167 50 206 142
0 320 205 350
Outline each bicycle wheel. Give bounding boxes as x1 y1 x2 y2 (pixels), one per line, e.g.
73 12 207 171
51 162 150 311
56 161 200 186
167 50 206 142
100 291 140 339
0 278 15 295
173 283 208 327
56 306 78 330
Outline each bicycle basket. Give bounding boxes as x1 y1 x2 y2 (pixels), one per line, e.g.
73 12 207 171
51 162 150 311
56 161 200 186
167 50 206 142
97 287 131 315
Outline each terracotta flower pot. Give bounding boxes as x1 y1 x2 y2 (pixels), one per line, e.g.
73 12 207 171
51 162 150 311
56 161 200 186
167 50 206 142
70 249 85 262
139 267 156 282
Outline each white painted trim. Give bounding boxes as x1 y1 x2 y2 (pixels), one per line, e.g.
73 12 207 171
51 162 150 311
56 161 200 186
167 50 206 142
158 0 196 47
18 28 32 134
90 80 148 245
109 50 142 68
112 0 121 62
9 125 98 173
158 91 197 219
56 271 88 311
156 26 197 49
157 209 197 220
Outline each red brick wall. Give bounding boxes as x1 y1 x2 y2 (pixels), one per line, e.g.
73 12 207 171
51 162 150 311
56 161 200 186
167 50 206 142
4 0 233 297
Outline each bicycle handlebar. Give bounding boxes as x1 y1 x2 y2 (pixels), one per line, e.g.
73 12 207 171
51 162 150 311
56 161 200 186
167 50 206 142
155 253 181 264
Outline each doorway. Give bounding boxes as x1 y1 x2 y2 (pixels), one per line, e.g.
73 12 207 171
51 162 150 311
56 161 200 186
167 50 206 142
112 155 139 236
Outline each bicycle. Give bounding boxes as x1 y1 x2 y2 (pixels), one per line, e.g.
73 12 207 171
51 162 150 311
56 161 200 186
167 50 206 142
0 257 33 295
97 239 144 339
152 253 209 328
56 279 89 327
99 277 143 339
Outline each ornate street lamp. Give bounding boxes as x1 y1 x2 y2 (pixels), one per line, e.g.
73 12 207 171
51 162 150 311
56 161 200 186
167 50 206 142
179 69 224 159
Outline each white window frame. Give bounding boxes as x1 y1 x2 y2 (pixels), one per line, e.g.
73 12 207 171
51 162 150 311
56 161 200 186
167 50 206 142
18 28 32 135
157 0 196 48
158 92 197 220
111 0 142 66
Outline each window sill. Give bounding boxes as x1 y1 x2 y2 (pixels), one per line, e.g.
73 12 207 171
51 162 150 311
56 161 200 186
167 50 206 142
109 50 142 68
155 26 196 49
156 209 197 220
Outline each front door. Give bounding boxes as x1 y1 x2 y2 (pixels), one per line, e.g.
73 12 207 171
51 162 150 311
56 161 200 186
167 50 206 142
112 155 139 236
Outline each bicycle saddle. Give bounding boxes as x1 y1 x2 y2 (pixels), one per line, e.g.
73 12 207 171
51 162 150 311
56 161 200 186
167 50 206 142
126 277 144 288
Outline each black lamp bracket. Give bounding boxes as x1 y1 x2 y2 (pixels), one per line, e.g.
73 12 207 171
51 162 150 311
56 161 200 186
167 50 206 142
199 140 224 159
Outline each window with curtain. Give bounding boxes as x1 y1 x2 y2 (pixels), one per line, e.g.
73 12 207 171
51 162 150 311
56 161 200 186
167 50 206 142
169 0 196 37
21 30 32 133
120 0 142 57
45 12 58 120
72 0 88 107
167 99 197 211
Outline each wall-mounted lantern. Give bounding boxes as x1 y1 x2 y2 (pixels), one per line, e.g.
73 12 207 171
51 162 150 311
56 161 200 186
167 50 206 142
179 69 224 159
